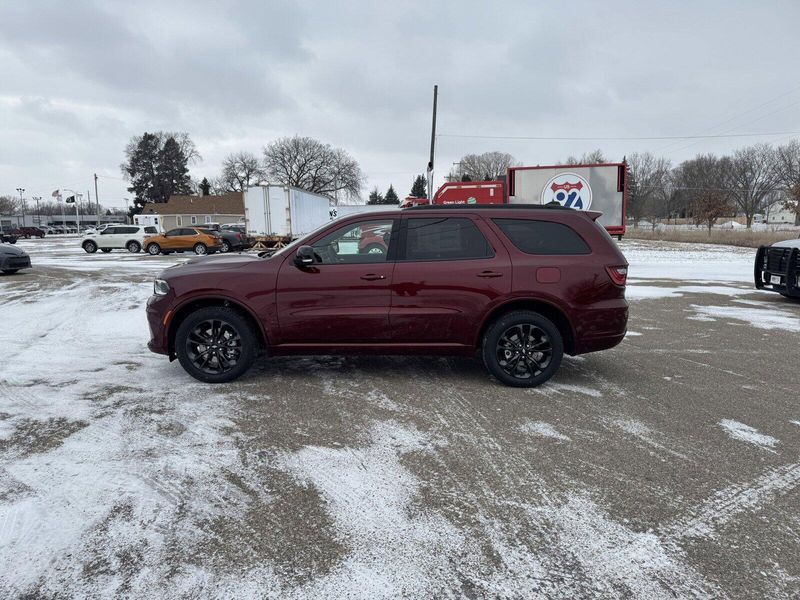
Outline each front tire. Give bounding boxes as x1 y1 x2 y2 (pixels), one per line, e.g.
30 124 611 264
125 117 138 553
2 269 20 274
193 243 207 255
175 307 258 383
482 310 563 387
83 240 97 253
147 243 161 255
127 241 141 253
221 240 231 253
362 243 386 255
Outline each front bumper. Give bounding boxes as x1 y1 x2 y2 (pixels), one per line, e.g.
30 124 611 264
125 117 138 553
146 293 172 355
755 246 800 298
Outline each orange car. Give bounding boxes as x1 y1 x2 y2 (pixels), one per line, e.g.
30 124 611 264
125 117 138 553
144 227 223 256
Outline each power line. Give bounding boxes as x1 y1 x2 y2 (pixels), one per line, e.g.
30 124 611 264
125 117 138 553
437 131 800 142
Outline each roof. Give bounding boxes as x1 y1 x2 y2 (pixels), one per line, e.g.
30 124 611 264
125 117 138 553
140 193 244 216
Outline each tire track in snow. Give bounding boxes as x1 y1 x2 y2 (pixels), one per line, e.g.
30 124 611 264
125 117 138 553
661 461 800 541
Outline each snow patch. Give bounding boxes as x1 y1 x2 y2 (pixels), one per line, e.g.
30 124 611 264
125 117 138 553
519 420 570 441
719 419 779 452
691 305 800 332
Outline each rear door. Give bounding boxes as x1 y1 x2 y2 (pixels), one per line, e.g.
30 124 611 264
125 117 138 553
390 215 512 345
275 218 398 343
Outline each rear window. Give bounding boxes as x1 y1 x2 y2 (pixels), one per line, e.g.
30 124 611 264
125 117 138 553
493 219 590 255
403 217 493 261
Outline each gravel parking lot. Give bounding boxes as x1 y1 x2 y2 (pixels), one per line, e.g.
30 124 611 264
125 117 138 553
1 237 798 598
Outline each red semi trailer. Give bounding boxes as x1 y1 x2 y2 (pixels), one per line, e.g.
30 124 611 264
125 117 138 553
401 162 627 238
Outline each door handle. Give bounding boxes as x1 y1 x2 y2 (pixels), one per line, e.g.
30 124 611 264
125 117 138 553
360 274 386 281
477 271 503 278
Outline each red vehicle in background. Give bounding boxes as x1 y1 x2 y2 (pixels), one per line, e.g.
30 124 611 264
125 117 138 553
401 162 627 238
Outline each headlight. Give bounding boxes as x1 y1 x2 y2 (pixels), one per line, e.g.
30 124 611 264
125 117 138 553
153 278 170 296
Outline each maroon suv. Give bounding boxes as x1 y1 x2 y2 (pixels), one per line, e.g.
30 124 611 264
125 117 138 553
146 206 628 387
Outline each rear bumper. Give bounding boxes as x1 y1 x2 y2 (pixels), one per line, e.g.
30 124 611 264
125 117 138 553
572 300 629 355
755 246 800 298
0 254 32 271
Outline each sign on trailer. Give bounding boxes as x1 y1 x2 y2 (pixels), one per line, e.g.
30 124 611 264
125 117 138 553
507 163 627 237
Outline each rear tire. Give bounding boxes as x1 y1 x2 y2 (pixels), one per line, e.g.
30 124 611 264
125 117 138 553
362 243 386 255
146 243 161 255
175 306 258 383
83 240 97 253
482 310 563 388
2 269 20 274
194 243 207 255
127 241 141 253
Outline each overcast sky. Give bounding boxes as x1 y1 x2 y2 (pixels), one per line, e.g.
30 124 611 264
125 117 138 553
1 0 799 208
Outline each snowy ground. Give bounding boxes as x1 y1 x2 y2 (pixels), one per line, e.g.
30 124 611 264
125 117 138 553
1 237 799 599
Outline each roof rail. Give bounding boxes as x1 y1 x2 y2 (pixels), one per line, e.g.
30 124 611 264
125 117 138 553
405 204 571 211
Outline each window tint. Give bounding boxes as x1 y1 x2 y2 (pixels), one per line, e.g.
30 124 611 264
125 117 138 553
144 226 158 234
165 229 182 237
403 218 492 261
118 226 138 234
100 227 116 235
493 219 590 255
312 220 394 264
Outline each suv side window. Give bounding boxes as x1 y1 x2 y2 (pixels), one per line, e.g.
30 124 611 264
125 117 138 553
402 217 493 261
312 219 395 264
144 226 158 234
101 227 117 235
493 218 590 255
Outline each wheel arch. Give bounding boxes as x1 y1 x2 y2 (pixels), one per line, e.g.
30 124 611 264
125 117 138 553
476 297 576 355
167 295 268 359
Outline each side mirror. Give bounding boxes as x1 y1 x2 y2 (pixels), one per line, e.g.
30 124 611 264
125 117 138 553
294 245 316 267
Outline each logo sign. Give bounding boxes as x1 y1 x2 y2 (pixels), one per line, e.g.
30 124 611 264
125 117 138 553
541 172 592 210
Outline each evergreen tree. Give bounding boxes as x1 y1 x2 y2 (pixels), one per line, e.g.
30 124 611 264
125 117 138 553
409 174 427 198
384 184 399 205
122 131 196 214
367 187 384 205
199 177 211 196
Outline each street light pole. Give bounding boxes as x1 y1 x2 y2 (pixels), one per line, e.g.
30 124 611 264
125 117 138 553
16 187 25 227
33 196 42 227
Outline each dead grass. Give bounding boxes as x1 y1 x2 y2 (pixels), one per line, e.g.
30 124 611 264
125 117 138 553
626 227 798 248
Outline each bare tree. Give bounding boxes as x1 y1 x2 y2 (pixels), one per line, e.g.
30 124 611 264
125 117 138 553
672 154 733 229
452 151 518 181
728 143 779 228
627 152 671 227
218 151 267 192
564 149 607 165
774 140 800 225
263 136 364 203
0 195 18 214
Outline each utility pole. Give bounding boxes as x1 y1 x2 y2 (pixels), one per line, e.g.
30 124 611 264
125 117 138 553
16 187 25 227
94 173 100 225
427 85 438 201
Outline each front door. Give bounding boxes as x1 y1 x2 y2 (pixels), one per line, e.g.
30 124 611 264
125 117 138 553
390 216 512 345
275 218 398 344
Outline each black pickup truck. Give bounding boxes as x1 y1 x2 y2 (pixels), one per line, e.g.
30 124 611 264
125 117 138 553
755 239 800 299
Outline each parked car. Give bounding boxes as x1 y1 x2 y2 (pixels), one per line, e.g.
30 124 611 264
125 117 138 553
82 224 159 254
147 205 629 385
0 232 18 244
144 227 223 256
13 227 46 239
0 243 32 274
200 228 248 253
755 237 800 299
357 223 392 255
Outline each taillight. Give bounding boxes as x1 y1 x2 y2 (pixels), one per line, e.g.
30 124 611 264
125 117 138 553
235 233 241 240
606 265 628 286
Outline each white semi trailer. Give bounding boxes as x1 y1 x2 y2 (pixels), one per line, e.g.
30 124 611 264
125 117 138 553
243 185 331 238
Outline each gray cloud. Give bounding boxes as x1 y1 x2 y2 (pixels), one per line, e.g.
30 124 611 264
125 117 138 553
1 0 799 205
